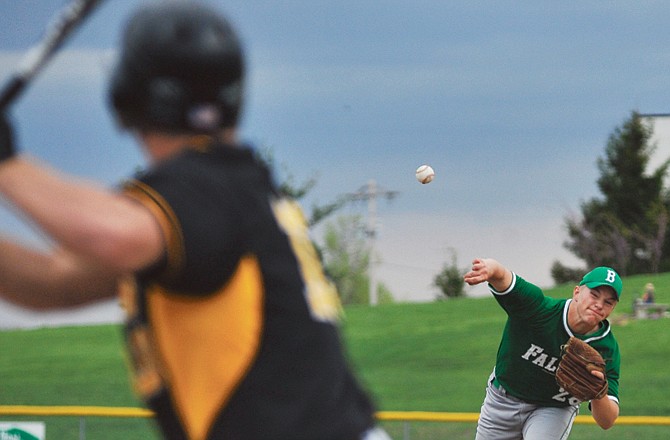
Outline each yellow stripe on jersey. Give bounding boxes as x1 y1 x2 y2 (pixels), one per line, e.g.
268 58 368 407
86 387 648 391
146 256 264 440
122 179 185 280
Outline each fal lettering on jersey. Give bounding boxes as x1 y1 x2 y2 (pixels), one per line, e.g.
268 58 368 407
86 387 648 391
521 343 559 373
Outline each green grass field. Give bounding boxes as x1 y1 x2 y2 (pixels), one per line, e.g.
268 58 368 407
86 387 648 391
1 272 669 439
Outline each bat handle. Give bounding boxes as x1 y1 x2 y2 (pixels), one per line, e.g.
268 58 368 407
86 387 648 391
0 77 26 111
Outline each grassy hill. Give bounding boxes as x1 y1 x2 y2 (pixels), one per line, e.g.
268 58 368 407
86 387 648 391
1 272 669 439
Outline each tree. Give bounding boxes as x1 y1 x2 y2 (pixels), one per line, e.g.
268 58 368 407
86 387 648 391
560 111 670 279
632 207 668 274
550 261 584 285
433 248 466 299
261 150 396 302
320 215 371 305
259 148 347 227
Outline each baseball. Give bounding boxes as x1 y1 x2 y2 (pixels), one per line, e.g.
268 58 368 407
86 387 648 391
415 165 435 184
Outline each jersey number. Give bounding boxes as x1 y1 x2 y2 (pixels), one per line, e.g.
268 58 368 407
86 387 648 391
272 198 343 323
552 388 581 406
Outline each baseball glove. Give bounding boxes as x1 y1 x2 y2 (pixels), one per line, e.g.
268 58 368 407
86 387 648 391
555 337 608 401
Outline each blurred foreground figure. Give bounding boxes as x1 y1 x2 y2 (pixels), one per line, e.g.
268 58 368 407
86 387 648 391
0 2 389 439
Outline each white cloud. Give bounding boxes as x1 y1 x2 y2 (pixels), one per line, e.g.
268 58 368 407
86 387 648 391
0 48 115 84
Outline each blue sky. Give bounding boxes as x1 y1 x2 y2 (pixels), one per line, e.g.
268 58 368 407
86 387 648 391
2 0 670 323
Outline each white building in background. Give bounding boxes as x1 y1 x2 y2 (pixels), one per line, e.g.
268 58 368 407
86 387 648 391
645 114 670 174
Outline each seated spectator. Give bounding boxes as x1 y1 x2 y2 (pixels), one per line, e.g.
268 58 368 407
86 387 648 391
642 283 656 304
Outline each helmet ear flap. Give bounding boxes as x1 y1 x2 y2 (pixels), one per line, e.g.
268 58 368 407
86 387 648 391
146 77 188 128
217 81 243 127
145 79 243 133
219 81 243 109
110 74 189 132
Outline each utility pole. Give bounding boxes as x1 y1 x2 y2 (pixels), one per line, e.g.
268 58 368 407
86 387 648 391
348 180 399 305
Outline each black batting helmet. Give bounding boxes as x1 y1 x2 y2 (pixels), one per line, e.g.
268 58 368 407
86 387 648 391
109 1 244 134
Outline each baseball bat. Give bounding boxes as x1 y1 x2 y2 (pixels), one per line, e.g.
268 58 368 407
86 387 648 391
0 0 105 110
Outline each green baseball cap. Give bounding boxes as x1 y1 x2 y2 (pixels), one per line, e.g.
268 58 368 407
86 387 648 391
579 267 622 299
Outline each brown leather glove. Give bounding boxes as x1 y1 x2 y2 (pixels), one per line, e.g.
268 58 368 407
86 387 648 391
555 337 608 402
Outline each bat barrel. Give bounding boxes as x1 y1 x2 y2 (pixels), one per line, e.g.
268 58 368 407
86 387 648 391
0 0 104 111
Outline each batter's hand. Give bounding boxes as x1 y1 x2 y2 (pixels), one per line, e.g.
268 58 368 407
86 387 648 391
0 113 16 163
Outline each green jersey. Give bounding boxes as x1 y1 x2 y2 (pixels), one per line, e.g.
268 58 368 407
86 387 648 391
491 273 620 407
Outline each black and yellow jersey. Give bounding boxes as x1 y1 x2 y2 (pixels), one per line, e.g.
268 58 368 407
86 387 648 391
118 143 375 440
